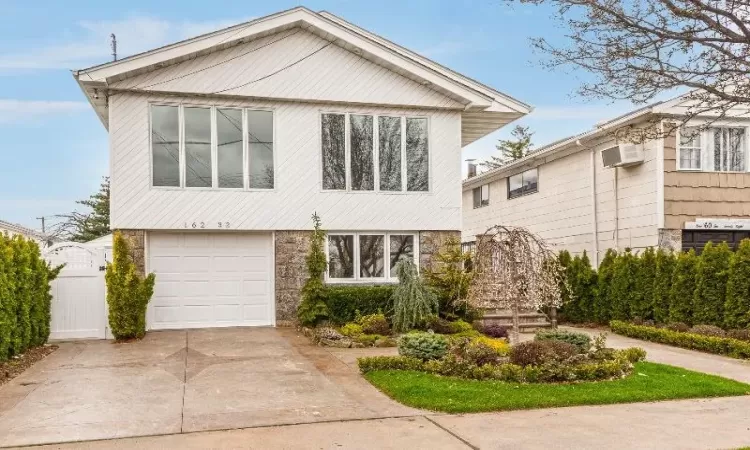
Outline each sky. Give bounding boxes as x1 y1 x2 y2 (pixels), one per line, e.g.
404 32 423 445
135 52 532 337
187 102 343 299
0 0 647 230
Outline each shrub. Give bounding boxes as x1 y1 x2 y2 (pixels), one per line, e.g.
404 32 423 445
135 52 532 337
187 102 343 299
610 320 750 359
425 315 454 334
727 329 750 342
610 250 639 321
340 323 363 337
397 331 448 360
653 249 676 324
509 340 578 367
594 249 618 324
666 322 690 332
632 247 656 320
296 214 329 326
358 313 390 335
325 285 395 325
391 258 438 332
472 336 510 356
689 324 726 338
422 237 476 320
563 251 597 323
693 242 731 327
355 334 380 346
358 356 424 373
669 249 698 325
724 239 750 330
535 329 592 353
105 232 156 340
479 323 509 338
450 320 474 334
616 347 647 363
448 337 502 366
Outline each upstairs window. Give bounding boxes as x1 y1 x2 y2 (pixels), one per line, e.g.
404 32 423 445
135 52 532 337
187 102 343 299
326 232 417 282
150 104 274 190
678 126 747 172
508 168 538 199
472 184 490 208
322 113 429 193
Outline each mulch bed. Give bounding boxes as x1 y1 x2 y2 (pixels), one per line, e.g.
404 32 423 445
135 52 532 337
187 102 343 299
0 345 58 387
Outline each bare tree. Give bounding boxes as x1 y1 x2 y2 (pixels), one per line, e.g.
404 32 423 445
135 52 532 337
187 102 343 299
468 225 567 343
519 0 750 133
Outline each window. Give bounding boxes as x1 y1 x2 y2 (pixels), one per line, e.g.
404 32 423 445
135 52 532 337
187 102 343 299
472 184 490 208
322 113 429 193
326 232 418 282
508 168 538 199
678 126 747 172
150 104 274 189
151 105 180 187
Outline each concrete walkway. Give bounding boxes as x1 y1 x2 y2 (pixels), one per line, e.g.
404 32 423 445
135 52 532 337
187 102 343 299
5 328 750 449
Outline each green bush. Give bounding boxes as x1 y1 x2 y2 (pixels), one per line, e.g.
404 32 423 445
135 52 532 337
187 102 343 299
724 239 750 330
560 251 597 323
632 247 656 320
325 285 395 325
653 249 676 324
669 249 698 325
358 313 390 335
610 320 750 359
422 237 477 320
391 258 438 332
450 319 474 334
610 250 639 321
666 322 690 332
616 347 647 363
594 249 618 324
296 213 329 326
727 329 750 342
509 340 578 367
447 337 503 366
105 232 156 340
693 242 731 327
425 315 454 334
535 329 592 353
340 323 363 337
358 355 424 372
689 324 726 337
0 235 62 361
397 332 448 360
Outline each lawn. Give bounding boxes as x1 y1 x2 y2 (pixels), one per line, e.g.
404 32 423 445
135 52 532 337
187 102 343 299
364 362 750 413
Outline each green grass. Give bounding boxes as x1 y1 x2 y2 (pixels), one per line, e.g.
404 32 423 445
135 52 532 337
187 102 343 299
364 362 750 413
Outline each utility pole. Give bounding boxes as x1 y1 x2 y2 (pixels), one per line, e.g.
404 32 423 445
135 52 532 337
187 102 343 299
36 216 46 234
110 33 117 61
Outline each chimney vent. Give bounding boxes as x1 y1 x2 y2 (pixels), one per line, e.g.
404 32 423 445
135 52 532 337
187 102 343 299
466 159 477 178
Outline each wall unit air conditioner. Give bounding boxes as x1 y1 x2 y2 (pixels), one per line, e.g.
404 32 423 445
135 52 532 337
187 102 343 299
601 143 644 168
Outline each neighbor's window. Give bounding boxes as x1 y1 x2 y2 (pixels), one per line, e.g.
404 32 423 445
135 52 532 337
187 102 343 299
322 113 346 190
508 168 538 199
248 110 274 189
151 105 180 187
322 113 429 193
472 184 490 208
150 104 274 190
678 126 747 172
327 232 418 282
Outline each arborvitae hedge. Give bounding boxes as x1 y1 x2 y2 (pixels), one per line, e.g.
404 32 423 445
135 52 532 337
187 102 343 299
724 239 750 329
693 242 732 327
610 250 639 321
652 249 676 324
632 247 656 320
593 249 617 324
0 234 62 361
669 249 698 325
560 251 596 323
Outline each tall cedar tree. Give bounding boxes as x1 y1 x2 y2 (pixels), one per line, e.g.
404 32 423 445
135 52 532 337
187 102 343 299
557 250 573 319
296 213 330 326
693 242 731 327
669 249 698 325
56 177 110 242
632 247 656 320
724 239 750 329
567 252 597 323
594 249 617 324
652 249 676 324
422 237 475 320
610 250 639 321
481 125 534 169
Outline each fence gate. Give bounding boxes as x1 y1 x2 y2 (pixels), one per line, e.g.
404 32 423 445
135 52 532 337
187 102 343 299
44 242 107 340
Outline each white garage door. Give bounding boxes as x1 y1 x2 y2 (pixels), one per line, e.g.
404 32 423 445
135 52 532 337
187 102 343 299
148 232 274 329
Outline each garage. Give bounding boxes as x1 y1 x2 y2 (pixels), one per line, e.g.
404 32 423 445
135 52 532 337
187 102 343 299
147 232 274 329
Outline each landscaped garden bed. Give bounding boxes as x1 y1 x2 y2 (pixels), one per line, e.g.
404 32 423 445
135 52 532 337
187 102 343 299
0 344 58 386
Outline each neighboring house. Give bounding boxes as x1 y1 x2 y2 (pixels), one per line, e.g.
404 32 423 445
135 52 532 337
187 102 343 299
73 7 530 329
463 94 750 264
0 220 57 248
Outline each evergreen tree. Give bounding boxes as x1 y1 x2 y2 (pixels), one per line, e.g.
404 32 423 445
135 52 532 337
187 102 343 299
55 177 110 242
594 249 617 324
297 213 330 326
632 247 656 320
392 258 438 332
693 242 731 327
669 249 698 325
480 125 534 169
610 250 638 321
653 248 676 324
557 250 573 319
568 251 597 323
724 239 750 329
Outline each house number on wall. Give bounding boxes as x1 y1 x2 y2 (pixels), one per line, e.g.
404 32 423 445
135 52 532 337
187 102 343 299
183 222 231 229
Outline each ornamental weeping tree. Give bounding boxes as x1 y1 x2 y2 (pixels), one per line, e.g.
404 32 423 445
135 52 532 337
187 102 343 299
392 258 438 332
468 225 566 343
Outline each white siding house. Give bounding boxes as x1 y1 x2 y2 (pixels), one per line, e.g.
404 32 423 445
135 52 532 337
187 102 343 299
74 7 530 329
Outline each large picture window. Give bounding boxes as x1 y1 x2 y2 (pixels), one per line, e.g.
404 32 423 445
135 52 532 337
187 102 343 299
322 113 429 193
508 168 538 199
326 232 418 282
150 104 274 190
678 126 747 172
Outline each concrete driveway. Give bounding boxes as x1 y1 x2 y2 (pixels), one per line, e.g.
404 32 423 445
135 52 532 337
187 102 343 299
0 328 418 448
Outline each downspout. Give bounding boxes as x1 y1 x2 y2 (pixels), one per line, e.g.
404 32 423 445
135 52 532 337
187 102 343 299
587 143 599 266
614 166 619 251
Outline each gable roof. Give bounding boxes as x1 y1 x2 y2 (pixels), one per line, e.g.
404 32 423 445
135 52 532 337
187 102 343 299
0 219 56 243
73 7 530 146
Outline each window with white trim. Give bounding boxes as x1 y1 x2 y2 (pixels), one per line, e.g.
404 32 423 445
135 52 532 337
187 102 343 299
326 232 417 282
678 126 747 172
150 104 274 189
472 184 489 208
322 113 429 192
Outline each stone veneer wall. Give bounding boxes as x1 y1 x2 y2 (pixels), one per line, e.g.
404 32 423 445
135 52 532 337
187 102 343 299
658 228 682 252
274 230 312 326
419 230 461 272
116 229 146 276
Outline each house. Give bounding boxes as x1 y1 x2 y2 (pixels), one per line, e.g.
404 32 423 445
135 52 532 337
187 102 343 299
462 94 750 264
0 219 56 248
73 7 530 329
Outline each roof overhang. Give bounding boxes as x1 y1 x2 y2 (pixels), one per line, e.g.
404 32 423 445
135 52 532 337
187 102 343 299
73 6 530 143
